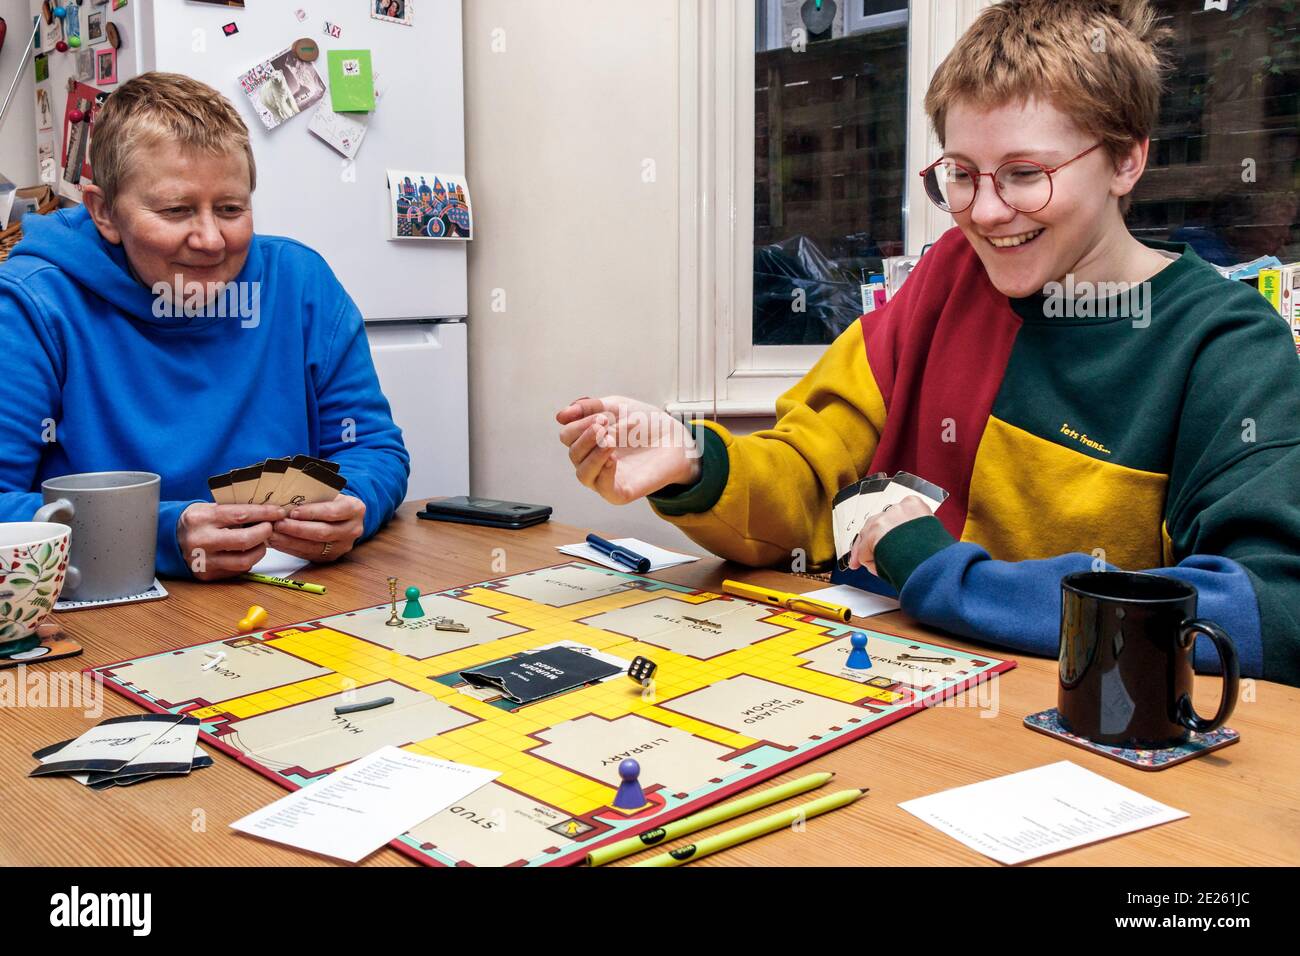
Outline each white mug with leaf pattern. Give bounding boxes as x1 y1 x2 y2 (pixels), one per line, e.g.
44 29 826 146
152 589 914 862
0 523 76 654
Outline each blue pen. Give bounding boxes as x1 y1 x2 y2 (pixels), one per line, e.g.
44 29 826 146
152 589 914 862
586 534 652 573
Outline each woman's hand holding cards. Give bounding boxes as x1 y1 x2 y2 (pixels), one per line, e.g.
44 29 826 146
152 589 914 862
847 494 934 576
269 495 367 563
178 503 286 580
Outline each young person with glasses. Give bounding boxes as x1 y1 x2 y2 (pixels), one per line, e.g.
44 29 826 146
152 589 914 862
556 0 1300 686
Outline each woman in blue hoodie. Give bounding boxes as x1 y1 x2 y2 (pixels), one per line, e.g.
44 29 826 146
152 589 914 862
0 73 410 580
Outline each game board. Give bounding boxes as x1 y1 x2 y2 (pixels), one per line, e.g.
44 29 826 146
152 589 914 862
90 562 1015 867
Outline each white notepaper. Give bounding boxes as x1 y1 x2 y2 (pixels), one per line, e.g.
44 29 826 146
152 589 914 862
898 761 1188 864
230 746 498 863
251 549 310 577
799 584 899 618
558 537 701 573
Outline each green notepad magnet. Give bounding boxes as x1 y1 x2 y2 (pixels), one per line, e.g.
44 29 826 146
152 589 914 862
327 50 376 113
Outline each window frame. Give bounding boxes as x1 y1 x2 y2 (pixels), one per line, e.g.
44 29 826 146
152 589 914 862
672 0 992 417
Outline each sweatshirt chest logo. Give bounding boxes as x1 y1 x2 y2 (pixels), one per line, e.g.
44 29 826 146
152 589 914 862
1059 422 1112 456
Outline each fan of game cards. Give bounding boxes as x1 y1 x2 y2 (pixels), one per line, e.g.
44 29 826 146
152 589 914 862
832 471 949 570
207 455 347 508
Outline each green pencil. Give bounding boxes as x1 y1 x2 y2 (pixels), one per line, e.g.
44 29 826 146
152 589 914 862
630 787 867 867
586 772 834 866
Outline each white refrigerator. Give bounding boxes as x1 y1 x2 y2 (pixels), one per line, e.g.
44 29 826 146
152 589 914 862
29 0 469 501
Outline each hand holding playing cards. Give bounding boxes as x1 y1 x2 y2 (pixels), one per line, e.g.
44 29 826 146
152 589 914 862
269 495 366 563
847 495 934 576
178 503 285 580
557 396 700 505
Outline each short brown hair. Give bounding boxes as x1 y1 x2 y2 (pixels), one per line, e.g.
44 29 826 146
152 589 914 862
925 0 1171 169
90 72 257 208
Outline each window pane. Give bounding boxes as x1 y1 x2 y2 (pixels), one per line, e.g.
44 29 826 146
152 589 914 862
754 0 909 346
1129 1 1299 267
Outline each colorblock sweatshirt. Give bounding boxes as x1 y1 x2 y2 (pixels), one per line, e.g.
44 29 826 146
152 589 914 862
650 228 1300 686
0 206 410 578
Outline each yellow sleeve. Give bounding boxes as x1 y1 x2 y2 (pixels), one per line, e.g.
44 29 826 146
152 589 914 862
651 321 887 568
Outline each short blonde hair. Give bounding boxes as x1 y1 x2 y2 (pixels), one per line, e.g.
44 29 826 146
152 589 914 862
925 0 1171 169
90 72 256 208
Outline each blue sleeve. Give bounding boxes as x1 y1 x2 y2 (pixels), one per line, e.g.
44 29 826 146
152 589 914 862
310 298 410 540
2 276 209 581
0 279 61 524
878 524 1263 677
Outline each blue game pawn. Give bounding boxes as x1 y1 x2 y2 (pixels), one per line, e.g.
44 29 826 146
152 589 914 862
613 758 645 810
846 632 872 670
401 586 425 619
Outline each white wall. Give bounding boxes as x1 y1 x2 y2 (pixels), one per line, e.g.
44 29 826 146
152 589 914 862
464 0 700 549
0 0 38 188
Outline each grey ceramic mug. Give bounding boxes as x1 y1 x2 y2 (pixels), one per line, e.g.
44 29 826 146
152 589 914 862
33 472 160 602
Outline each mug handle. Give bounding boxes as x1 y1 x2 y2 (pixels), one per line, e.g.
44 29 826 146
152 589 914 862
34 498 74 524
1174 619 1240 735
31 499 80 597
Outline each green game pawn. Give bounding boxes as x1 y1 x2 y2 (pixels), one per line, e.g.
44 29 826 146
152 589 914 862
402 586 425 619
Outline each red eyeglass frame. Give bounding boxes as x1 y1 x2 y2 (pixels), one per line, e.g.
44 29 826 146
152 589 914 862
919 143 1104 214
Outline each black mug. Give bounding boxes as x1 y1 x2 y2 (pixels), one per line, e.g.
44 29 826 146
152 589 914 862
1058 571 1239 748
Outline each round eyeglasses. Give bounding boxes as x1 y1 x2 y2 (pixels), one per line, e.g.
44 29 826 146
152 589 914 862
919 143 1103 214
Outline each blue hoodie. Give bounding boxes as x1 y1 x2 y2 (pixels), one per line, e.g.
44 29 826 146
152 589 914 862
0 205 410 577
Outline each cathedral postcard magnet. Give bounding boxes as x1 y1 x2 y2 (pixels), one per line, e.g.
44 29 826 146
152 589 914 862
386 170 473 241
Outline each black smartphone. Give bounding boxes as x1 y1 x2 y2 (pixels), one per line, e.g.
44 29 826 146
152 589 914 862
417 496 552 530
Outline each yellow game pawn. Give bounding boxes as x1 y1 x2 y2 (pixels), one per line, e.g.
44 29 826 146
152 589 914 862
238 605 269 633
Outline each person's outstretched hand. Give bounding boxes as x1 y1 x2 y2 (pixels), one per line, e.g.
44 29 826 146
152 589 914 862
556 396 700 505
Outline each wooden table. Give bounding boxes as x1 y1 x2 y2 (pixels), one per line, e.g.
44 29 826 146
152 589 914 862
3 502 1296 867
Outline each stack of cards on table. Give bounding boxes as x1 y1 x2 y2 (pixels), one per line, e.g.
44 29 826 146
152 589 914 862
208 455 346 508
832 471 949 570
29 714 211 791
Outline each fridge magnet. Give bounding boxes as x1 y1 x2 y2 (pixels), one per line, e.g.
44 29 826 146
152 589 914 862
326 49 374 112
60 81 105 200
36 86 54 130
42 2 53 25
222 22 239 37
75 47 94 82
237 46 325 131
371 0 413 27
33 14 43 52
44 12 64 49
34 52 50 83
38 137 58 186
105 21 120 48
189 1 245 6
86 10 104 44
64 3 81 46
308 72 381 159
94 44 116 84
112 0 126 10
323 21 342 39
295 9 307 21
292 36 319 61
386 171 473 241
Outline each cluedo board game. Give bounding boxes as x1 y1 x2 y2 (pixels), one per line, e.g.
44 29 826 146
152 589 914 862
90 562 1014 866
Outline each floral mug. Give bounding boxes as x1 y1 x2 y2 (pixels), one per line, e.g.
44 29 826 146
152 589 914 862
0 523 76 657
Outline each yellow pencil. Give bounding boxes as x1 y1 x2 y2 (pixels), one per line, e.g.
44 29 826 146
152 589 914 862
631 787 867 867
241 572 327 595
587 772 834 866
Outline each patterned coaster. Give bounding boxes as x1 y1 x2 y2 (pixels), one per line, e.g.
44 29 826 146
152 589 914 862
1024 707 1239 771
54 578 169 612
0 634 83 669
